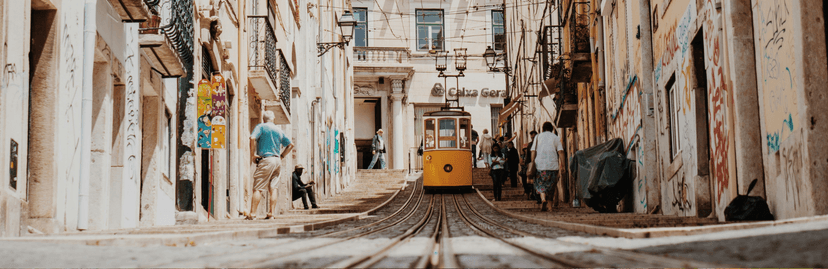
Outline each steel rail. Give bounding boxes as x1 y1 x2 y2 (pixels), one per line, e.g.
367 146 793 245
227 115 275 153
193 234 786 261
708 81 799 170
160 177 426 268
331 194 438 268
244 185 431 267
451 194 589 267
460 193 728 268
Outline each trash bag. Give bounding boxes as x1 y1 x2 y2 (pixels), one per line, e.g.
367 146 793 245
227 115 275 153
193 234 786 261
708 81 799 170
569 138 634 213
724 179 774 221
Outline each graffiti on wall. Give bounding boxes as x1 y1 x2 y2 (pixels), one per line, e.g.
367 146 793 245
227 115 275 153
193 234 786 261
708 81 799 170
755 0 799 153
703 0 735 208
654 1 696 85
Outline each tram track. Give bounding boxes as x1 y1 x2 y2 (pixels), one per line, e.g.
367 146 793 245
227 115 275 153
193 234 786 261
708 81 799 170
156 177 426 267
457 192 728 268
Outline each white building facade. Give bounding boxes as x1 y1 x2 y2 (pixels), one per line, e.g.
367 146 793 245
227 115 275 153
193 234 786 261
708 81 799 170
350 0 508 171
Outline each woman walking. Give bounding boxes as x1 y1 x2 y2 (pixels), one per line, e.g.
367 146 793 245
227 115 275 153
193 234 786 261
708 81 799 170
531 122 565 211
477 129 493 168
490 144 507 201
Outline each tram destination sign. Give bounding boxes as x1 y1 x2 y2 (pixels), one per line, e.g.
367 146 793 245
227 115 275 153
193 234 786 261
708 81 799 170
430 83 506 98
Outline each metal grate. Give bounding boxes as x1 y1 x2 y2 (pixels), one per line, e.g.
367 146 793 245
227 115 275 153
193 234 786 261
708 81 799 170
279 53 291 113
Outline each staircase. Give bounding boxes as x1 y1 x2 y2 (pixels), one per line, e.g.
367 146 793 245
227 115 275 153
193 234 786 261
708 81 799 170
472 168 542 211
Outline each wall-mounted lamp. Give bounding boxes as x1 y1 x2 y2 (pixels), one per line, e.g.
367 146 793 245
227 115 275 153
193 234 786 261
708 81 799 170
317 11 357 57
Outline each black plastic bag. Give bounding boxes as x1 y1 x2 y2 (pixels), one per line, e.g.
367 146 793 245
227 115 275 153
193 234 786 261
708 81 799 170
724 179 775 221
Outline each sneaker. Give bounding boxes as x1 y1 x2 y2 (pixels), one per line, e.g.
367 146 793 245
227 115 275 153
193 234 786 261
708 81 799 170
541 201 548 212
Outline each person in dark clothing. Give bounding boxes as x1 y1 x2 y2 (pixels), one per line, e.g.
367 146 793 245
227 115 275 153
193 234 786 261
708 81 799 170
489 144 506 201
505 141 521 188
525 130 539 201
292 164 319 209
471 128 479 168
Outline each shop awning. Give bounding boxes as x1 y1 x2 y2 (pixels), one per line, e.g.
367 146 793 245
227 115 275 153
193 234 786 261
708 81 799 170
541 77 560 99
498 93 523 125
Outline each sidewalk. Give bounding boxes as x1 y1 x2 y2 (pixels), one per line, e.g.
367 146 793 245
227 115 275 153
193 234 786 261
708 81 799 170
0 170 413 247
473 168 828 239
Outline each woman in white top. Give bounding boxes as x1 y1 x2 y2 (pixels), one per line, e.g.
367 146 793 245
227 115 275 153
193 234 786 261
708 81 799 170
477 129 493 168
531 122 565 211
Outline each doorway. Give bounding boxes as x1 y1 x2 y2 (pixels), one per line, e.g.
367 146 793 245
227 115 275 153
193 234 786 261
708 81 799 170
355 98 381 169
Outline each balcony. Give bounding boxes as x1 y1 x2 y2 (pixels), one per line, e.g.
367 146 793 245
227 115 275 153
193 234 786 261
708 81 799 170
567 1 592 83
138 0 194 77
248 15 290 124
353 47 415 82
108 0 151 22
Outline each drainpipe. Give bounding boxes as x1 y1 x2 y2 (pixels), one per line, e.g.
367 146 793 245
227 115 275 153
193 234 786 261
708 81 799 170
78 0 97 230
638 0 661 213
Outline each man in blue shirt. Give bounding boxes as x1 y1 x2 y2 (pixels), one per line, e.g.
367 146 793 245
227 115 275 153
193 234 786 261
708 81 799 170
247 111 294 219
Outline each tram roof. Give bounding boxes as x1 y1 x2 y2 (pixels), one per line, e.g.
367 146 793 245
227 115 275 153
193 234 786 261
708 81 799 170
423 110 471 117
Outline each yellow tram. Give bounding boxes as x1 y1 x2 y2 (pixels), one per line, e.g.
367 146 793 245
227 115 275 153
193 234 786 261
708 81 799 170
422 110 473 190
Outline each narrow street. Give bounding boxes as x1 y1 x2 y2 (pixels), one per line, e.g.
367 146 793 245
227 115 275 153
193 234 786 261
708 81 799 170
1 0 827 267
2 172 827 267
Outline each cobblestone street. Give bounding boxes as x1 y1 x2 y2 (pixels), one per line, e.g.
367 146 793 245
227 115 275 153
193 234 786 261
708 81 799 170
3 171 828 267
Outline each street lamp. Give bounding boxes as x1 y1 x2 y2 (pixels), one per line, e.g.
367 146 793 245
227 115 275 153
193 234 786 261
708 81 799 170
483 46 498 70
433 48 467 109
317 11 357 57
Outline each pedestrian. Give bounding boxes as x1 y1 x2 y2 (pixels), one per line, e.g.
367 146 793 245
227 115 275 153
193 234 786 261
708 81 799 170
505 141 520 188
471 127 479 168
531 122 565 212
490 144 507 201
477 129 493 168
292 164 319 210
526 130 539 201
247 111 294 220
367 129 386 169
520 146 533 199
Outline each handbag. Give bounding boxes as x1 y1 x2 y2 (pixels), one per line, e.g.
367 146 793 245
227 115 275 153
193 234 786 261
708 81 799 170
527 162 537 178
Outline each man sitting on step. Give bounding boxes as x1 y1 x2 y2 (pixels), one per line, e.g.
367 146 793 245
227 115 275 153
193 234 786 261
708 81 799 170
292 164 319 210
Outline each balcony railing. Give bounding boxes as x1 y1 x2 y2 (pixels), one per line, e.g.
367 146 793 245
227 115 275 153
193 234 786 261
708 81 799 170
139 0 194 77
248 16 279 86
569 1 591 54
248 15 290 114
354 47 411 64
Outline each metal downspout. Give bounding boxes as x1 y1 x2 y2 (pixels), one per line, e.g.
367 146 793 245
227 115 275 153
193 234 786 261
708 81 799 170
78 0 97 230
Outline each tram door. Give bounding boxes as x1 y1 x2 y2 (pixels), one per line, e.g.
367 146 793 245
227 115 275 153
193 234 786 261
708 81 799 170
414 105 441 170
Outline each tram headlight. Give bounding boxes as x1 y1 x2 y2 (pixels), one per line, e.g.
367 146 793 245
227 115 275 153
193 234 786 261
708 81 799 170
443 164 453 173
426 155 432 161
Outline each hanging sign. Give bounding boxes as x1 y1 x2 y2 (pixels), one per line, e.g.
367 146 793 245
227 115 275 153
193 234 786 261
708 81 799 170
210 73 227 149
197 79 212 148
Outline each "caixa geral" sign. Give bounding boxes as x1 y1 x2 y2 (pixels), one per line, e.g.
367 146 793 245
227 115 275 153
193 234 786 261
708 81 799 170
430 83 506 98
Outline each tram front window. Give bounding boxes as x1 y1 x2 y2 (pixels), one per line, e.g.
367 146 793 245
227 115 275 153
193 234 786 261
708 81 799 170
425 119 436 149
439 119 457 148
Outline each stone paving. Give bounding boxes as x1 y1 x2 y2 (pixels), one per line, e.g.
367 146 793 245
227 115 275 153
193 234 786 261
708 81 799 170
0 169 407 247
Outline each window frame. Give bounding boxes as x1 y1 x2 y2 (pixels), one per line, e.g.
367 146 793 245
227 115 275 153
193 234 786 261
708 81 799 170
458 118 471 149
354 7 368 47
666 76 680 160
415 9 444 51
492 10 505 51
437 118 458 149
424 119 437 150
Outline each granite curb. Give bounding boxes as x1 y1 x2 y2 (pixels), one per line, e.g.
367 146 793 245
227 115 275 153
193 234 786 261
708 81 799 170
474 188 828 239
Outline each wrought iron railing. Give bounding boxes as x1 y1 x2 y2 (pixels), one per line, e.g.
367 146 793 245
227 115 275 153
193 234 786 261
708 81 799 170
541 25 563 80
248 15 288 112
569 1 591 54
354 47 411 64
279 53 291 113
142 0 195 70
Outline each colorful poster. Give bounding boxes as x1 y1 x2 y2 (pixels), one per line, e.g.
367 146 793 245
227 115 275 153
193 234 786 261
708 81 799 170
211 116 226 148
197 115 212 148
211 74 227 149
197 79 212 148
